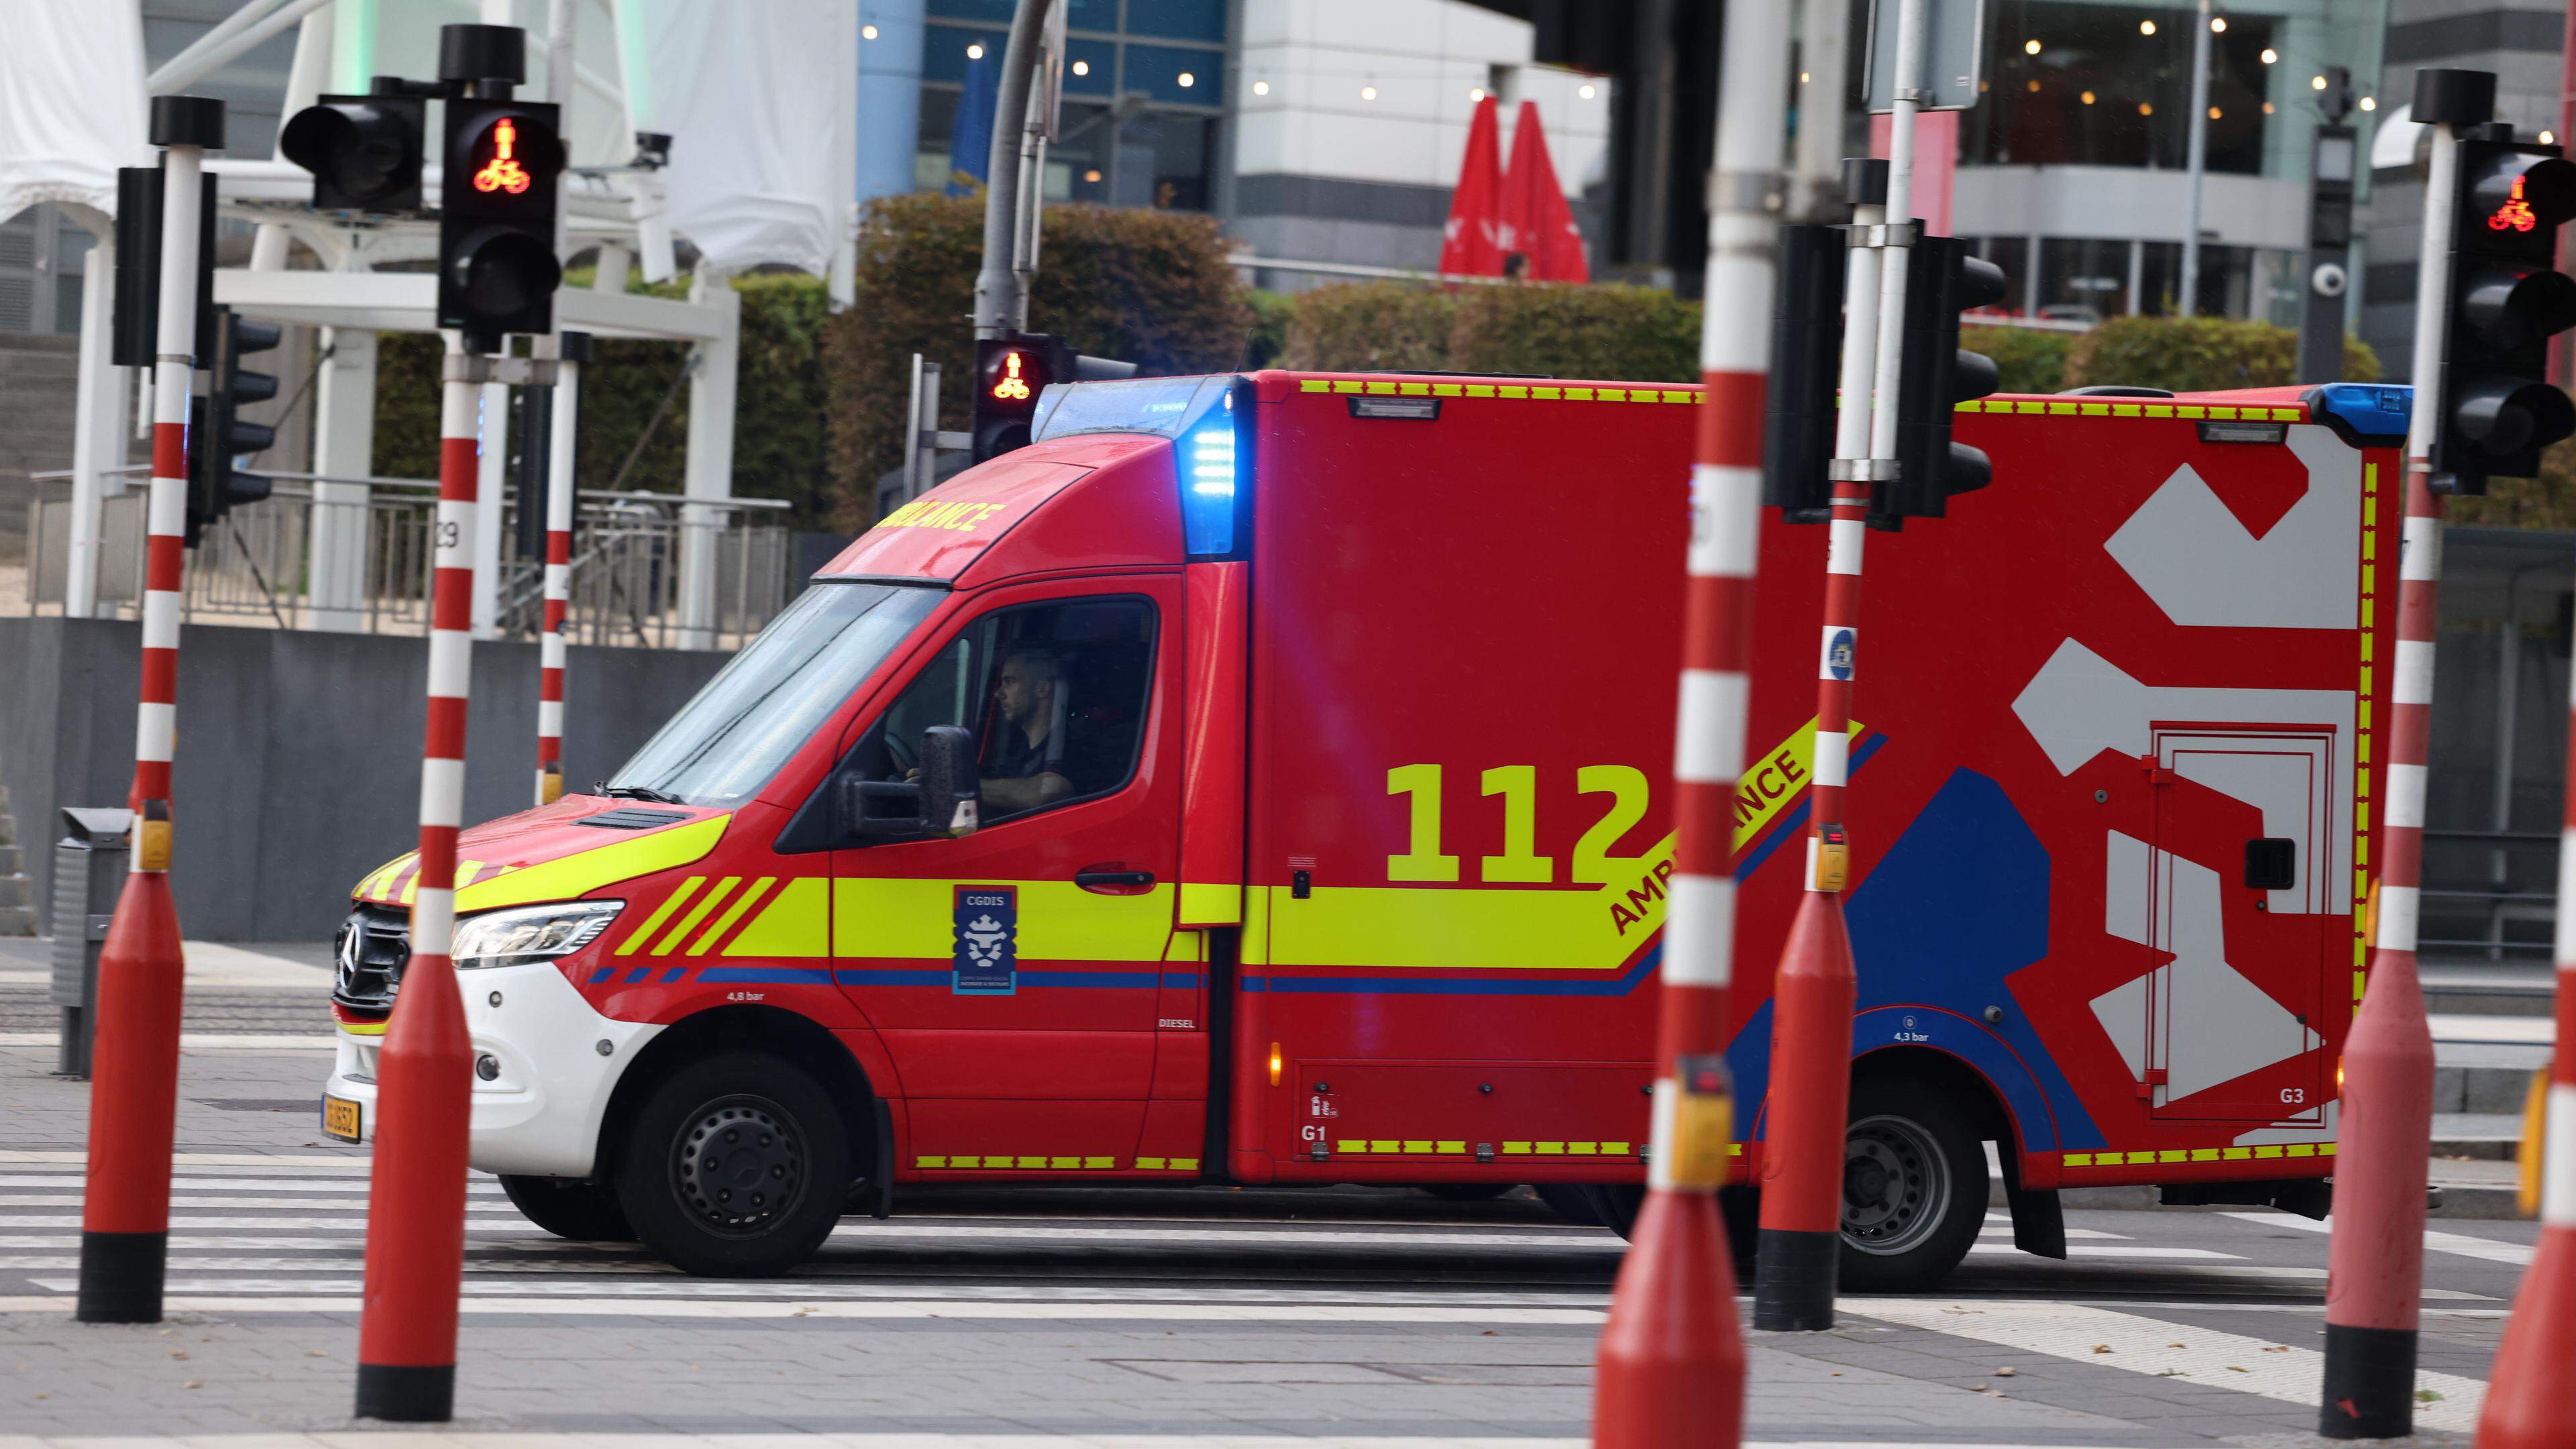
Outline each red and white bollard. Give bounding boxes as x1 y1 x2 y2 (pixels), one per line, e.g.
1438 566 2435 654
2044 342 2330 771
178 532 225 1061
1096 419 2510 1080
1752 155 1890 1332
2320 68 2486 1441
354 343 489 1421
1592 3 1786 1445
534 337 580 805
2476 585 2576 1448
78 94 224 1326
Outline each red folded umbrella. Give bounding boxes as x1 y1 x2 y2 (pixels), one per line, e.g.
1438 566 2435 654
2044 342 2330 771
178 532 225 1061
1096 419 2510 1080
1440 95 1508 277
1499 100 1591 282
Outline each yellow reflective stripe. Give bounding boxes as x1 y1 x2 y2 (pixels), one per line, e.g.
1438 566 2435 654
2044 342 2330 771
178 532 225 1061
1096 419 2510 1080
1178 881 1242 925
616 876 704 956
1265 837 1674 973
831 879 1174 961
689 875 775 955
455 814 731 914
724 875 829 958
655 877 739 955
337 1020 388 1037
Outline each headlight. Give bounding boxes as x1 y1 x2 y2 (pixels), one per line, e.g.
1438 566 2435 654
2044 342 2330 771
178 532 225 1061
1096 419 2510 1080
450 902 624 970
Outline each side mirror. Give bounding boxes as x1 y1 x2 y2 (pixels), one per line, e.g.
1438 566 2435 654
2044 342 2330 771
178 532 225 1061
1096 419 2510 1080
916 724 979 837
837 725 980 840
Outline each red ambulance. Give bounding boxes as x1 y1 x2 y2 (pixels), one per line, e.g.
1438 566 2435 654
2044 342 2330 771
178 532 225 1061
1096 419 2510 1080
323 370 2407 1283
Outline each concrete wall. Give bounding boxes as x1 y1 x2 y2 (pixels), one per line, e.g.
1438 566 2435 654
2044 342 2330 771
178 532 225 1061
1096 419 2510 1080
0 619 727 945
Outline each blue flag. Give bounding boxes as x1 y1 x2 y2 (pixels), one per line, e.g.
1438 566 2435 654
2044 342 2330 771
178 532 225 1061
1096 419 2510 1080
947 50 999 196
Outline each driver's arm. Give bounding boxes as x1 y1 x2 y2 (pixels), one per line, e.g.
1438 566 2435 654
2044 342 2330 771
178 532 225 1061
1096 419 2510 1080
979 771 1073 812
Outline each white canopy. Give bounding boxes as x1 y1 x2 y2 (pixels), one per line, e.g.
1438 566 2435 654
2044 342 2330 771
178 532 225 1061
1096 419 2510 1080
0 0 148 225
631 0 854 278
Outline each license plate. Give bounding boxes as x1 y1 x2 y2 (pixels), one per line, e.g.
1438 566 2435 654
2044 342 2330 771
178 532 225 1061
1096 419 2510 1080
321 1094 362 1142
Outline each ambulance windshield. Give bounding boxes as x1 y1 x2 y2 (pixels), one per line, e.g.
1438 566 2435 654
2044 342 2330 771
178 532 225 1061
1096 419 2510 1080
605 581 943 806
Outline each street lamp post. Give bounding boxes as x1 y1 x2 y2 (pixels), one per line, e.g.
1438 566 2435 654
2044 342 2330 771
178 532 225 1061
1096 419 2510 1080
2180 0 2214 316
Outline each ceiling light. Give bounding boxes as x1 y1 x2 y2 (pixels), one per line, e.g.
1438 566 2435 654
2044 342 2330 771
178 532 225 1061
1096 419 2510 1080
2139 101 2153 115
966 42 984 60
2210 15 2226 32
2026 78 2041 92
1469 87 1485 101
2312 74 2328 91
2208 105 2222 119
1252 79 1269 96
2082 90 2096 105
2024 38 2041 54
2140 18 2156 34
1083 168 1102 182
2359 95 2377 112
1177 70 1195 88
1361 85 1377 101
1578 83 1598 100
861 23 877 40
1071 59 1089 76
2260 47 2277 64
2263 101 2276 114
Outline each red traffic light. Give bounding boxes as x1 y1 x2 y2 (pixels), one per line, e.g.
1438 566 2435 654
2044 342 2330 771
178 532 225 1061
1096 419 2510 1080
987 346 1046 404
472 117 535 197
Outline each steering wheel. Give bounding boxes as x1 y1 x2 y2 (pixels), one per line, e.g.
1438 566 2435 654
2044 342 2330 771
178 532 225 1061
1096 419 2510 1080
883 727 920 777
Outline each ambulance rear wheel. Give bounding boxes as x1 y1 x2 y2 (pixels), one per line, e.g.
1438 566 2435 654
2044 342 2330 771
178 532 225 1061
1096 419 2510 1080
1837 1076 1987 1293
499 1174 634 1241
616 1051 853 1278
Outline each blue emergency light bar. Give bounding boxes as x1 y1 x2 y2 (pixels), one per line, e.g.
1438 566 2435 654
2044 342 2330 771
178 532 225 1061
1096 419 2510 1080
2302 383 2413 449
1032 373 1251 559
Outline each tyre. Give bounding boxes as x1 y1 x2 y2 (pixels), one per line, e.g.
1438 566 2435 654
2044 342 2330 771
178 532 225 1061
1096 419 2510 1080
1535 1183 1643 1238
499 1174 635 1242
1419 1183 1514 1201
1837 1075 1988 1293
614 1051 855 1277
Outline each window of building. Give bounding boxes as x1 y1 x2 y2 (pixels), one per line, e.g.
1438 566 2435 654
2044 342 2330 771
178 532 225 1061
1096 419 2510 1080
918 1 1224 212
1965 1 2278 174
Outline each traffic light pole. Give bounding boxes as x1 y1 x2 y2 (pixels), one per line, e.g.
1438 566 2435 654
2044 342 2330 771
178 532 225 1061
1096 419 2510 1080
1590 1 1781 1444
354 343 486 1422
76 95 223 1328
1752 0 1928 1336
2318 78 2462 1442
536 339 580 806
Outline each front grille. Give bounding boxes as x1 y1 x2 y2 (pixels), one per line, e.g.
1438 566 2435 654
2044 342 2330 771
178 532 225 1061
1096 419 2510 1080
332 903 410 1015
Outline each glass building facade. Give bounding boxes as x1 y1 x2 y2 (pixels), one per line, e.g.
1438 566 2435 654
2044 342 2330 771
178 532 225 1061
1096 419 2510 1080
918 0 1230 211
1953 0 2389 325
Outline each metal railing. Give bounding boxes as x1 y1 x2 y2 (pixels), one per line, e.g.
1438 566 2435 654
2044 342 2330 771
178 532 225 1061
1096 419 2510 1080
2419 828 2559 963
21 471 794 651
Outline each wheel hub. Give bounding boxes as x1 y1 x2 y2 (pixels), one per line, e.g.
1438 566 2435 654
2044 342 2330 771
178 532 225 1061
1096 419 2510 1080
672 1095 804 1236
1841 1114 1950 1256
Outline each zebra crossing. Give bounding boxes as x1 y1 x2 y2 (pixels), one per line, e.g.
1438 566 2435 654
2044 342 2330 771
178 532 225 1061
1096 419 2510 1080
0 1152 2420 1320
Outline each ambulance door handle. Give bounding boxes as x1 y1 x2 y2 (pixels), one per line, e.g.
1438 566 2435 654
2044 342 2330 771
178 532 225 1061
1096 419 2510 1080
1075 865 1156 894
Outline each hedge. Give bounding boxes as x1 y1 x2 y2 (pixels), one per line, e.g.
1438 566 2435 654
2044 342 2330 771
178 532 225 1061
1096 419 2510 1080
372 270 837 527
1280 280 1697 381
2061 315 2378 392
822 193 1252 527
1974 325 2076 394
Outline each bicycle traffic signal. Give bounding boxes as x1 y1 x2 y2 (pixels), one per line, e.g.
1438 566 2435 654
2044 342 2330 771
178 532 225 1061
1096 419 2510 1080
971 333 1140 462
2429 134 2576 494
439 99 563 350
1871 233 2008 528
280 91 425 214
186 305 280 546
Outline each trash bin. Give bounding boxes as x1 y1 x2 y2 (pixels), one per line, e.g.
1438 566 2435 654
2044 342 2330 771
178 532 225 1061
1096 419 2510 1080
51 808 133 1079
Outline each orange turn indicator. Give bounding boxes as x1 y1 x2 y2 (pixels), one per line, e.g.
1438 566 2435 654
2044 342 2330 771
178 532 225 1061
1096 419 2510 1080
474 117 533 196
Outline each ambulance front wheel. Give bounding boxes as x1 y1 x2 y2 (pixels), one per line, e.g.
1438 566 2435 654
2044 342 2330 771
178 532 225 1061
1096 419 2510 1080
1837 1075 1988 1293
614 1051 854 1278
499 1174 635 1241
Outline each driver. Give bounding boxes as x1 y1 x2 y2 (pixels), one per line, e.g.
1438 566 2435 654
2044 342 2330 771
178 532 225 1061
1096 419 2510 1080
979 645 1080 815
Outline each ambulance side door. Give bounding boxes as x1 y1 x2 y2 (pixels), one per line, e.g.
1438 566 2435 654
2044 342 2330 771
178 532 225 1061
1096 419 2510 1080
828 577 1183 1173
